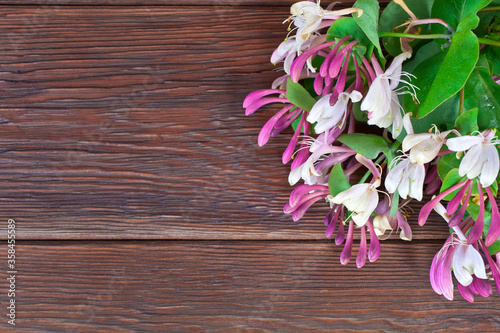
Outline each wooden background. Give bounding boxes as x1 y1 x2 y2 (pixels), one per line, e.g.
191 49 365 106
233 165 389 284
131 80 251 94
0 0 499 331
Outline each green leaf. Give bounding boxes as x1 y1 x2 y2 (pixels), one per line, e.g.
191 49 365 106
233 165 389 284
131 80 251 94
379 0 435 56
402 41 443 73
463 57 500 130
437 152 462 180
454 107 479 134
484 45 500 77
488 239 500 255
390 191 400 217
286 78 316 112
329 164 351 197
337 133 389 159
353 0 382 56
405 30 479 118
409 91 460 135
431 0 492 33
352 98 368 122
440 168 466 201
326 17 373 54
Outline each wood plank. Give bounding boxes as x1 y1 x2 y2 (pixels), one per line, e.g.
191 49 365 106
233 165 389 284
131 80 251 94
0 6 469 240
0 1 390 6
2 241 499 331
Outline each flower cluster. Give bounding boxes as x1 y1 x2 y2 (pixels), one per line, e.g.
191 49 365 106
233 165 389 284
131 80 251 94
243 0 500 302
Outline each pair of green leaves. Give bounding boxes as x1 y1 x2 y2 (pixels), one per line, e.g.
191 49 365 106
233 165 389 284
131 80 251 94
400 0 494 120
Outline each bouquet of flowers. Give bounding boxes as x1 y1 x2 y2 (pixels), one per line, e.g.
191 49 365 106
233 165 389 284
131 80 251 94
243 0 500 302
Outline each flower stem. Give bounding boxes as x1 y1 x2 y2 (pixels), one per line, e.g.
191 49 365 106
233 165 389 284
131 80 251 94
479 6 500 13
378 32 450 40
478 37 500 47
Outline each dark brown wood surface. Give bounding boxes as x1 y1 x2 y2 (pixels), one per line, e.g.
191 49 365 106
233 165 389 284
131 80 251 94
0 1 498 332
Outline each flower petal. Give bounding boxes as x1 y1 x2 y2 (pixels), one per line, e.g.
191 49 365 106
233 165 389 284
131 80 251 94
446 135 482 152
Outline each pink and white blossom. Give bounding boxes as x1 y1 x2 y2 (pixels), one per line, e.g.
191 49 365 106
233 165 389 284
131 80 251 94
330 177 380 227
403 126 453 165
307 90 362 133
445 130 500 187
289 1 363 42
360 52 415 138
385 155 425 201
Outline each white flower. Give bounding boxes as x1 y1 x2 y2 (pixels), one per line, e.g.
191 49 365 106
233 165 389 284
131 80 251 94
290 1 363 41
330 178 380 227
307 91 362 133
361 52 415 138
372 214 393 236
288 153 323 186
385 155 425 201
446 130 500 187
452 244 487 287
366 92 404 138
402 126 452 165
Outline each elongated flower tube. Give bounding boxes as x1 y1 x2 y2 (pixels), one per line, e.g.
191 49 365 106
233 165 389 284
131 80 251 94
284 184 330 221
418 180 469 226
446 130 500 187
485 187 500 246
430 234 455 300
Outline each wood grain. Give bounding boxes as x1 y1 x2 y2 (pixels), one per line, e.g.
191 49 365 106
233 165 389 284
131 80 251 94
2 2 500 332
2 241 499 332
0 1 390 6
0 6 456 240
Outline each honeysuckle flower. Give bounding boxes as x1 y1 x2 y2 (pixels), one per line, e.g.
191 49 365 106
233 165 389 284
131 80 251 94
289 1 363 42
385 154 425 201
307 90 362 133
402 126 453 165
330 177 381 227
431 203 490 301
271 34 320 74
288 144 355 185
360 52 415 138
445 130 500 187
